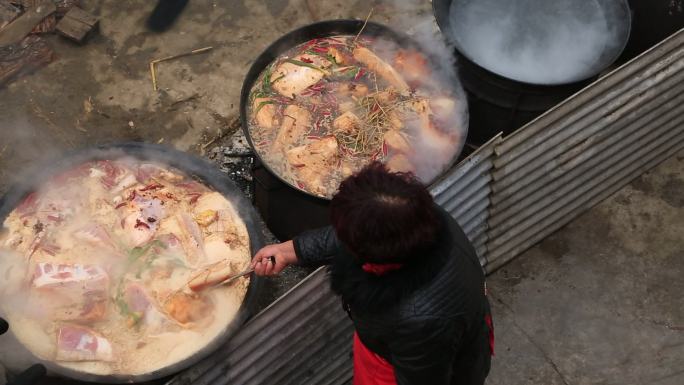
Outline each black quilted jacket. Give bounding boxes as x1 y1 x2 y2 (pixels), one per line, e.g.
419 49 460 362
293 206 492 385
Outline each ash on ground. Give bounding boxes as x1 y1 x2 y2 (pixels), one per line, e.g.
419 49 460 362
205 130 317 315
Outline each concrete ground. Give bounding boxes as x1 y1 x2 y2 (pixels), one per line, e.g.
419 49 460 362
486 153 684 385
1 0 682 384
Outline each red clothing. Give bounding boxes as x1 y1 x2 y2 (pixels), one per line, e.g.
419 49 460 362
353 332 397 385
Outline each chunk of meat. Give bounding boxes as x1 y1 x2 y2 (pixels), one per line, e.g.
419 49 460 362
125 283 151 313
205 209 243 247
33 263 108 289
353 46 409 92
187 259 241 292
327 47 347 64
394 50 431 86
56 325 113 362
121 197 164 247
32 263 109 321
335 82 369 98
177 213 206 266
386 154 415 173
406 98 459 158
430 96 458 121
286 137 339 196
333 111 363 136
122 283 172 330
92 160 127 191
253 97 280 129
383 130 411 154
163 292 213 325
271 105 311 153
272 54 332 98
73 223 120 254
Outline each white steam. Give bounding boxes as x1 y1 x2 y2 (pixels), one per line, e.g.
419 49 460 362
448 0 620 84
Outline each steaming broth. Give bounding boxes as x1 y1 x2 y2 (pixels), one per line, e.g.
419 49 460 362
449 0 615 84
247 35 466 198
0 158 250 376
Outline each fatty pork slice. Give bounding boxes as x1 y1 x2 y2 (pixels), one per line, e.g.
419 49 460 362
187 259 242 292
286 136 339 196
123 283 172 332
56 325 113 362
352 46 410 93
158 213 207 267
272 54 332 98
33 263 108 289
32 263 109 321
407 98 460 160
253 97 280 130
73 223 121 255
271 105 311 154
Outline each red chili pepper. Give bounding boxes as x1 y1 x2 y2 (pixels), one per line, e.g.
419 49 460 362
354 68 366 81
296 181 306 189
306 135 321 140
382 141 388 156
188 193 202 204
115 202 127 209
140 182 163 192
300 57 314 64
135 219 150 230
46 215 61 222
127 190 137 201
312 46 329 53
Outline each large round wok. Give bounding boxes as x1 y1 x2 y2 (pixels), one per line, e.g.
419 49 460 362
240 19 469 201
433 0 631 86
0 142 264 383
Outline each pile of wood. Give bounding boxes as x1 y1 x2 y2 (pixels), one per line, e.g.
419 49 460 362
0 0 98 87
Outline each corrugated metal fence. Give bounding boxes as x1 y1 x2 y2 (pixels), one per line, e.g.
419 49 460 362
168 28 684 385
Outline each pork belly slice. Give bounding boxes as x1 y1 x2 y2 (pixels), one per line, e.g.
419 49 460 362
272 54 332 98
73 223 120 254
33 263 108 289
353 46 410 93
123 283 172 331
32 263 109 322
271 104 311 154
56 325 113 362
187 259 241 292
286 136 339 196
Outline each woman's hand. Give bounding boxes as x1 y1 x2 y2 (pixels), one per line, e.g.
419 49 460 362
251 240 298 276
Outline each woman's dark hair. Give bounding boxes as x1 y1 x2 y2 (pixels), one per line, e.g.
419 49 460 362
330 161 440 263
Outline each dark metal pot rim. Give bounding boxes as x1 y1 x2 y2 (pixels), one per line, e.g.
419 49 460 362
239 19 469 201
0 142 264 384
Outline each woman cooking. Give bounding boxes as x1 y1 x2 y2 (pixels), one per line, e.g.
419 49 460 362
252 162 493 385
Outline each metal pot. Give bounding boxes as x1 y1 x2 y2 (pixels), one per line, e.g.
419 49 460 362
240 19 468 240
0 142 264 383
433 0 631 143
